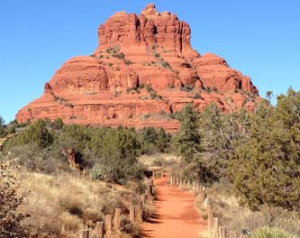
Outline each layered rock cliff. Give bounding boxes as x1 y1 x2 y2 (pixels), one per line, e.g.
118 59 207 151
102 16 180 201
16 4 260 131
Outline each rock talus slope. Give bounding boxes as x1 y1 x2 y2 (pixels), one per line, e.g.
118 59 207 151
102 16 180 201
16 4 260 131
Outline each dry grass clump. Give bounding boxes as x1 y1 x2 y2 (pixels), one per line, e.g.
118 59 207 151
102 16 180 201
198 180 300 237
18 171 142 237
0 161 26 237
138 153 179 167
142 199 156 222
119 215 141 238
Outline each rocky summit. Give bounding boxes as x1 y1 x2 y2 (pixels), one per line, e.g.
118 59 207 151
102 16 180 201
16 4 260 132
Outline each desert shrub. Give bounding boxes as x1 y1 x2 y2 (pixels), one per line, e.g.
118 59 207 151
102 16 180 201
202 179 300 237
0 161 26 237
0 116 6 137
128 113 133 119
153 52 160 58
124 59 132 65
5 120 23 135
120 216 141 237
143 114 151 119
58 123 93 151
151 157 174 167
181 85 194 92
158 56 172 70
51 118 64 130
250 227 296 238
149 91 157 99
145 85 154 93
89 127 144 184
113 52 125 59
8 143 70 174
138 127 171 155
161 61 171 69
100 193 127 215
205 87 212 93
193 93 203 99
90 159 144 185
106 46 120 54
59 198 84 218
158 110 166 116
142 200 156 222
59 212 82 232
8 119 53 149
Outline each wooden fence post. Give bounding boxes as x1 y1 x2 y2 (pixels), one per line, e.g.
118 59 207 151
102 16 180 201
219 226 226 238
187 180 191 189
137 198 143 221
61 225 65 235
145 188 151 200
204 197 210 208
196 183 200 192
170 177 173 186
207 202 214 233
199 190 206 202
105 215 112 238
130 205 135 222
114 208 121 232
212 217 219 238
95 222 104 238
149 184 153 195
192 182 196 191
79 229 89 238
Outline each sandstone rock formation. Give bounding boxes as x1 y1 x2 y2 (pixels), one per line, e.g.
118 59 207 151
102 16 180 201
16 4 260 132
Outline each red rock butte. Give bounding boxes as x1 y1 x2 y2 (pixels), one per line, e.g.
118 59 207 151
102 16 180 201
16 4 260 132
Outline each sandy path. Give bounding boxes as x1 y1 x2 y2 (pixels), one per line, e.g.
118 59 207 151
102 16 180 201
142 175 206 238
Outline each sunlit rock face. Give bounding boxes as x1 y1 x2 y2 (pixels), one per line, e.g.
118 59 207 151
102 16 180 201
16 4 260 132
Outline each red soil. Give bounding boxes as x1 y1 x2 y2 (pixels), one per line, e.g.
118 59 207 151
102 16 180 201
143 176 206 238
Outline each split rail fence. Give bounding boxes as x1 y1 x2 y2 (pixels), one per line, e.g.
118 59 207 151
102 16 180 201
75 169 163 238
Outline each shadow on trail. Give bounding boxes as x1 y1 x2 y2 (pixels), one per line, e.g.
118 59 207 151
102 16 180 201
142 175 206 238
145 213 162 224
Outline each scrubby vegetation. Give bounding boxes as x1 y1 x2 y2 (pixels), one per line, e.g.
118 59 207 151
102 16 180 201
1 119 169 237
0 161 26 237
16 171 148 238
173 88 300 237
2 88 300 237
3 121 171 185
250 227 297 238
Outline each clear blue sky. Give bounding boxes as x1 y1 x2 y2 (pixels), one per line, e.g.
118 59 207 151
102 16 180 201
1 1 300 123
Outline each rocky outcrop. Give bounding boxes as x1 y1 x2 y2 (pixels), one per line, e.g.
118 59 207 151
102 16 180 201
16 4 260 132
194 53 258 93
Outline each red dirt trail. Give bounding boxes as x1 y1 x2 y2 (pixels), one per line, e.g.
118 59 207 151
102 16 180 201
142 175 206 238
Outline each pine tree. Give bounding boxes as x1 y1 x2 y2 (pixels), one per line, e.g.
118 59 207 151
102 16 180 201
173 103 201 163
0 116 6 137
231 89 300 211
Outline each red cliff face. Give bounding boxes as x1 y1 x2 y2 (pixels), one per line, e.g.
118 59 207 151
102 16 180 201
16 4 260 132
